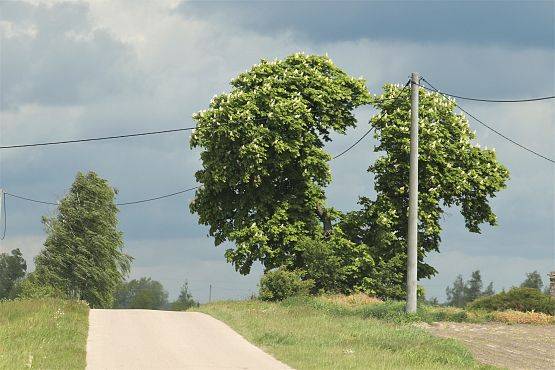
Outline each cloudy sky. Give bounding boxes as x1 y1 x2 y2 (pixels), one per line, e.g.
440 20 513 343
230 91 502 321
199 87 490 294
0 0 553 302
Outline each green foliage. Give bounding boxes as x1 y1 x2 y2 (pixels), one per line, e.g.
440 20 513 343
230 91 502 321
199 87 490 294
298 236 345 294
32 171 132 308
190 53 372 274
170 281 198 311
0 249 27 299
259 268 313 301
483 282 495 296
298 232 376 295
114 277 169 310
342 84 509 298
520 270 544 291
15 274 67 299
468 287 555 315
445 275 466 307
445 271 495 307
464 270 484 303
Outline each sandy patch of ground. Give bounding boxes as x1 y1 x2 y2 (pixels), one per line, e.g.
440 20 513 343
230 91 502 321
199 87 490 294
417 322 554 370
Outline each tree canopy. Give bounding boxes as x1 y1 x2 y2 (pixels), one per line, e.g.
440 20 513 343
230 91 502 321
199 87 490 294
445 270 495 307
520 270 544 291
32 171 132 308
341 84 509 298
0 249 27 299
190 53 371 274
114 277 169 310
170 281 198 311
190 54 509 299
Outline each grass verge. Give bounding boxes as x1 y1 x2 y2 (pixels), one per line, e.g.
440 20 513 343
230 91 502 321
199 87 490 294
196 296 496 369
0 298 89 369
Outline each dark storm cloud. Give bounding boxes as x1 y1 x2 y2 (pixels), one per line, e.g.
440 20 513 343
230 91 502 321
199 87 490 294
177 0 554 48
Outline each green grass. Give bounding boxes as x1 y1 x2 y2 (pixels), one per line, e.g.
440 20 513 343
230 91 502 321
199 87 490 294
315 298 481 323
196 296 496 370
0 298 89 369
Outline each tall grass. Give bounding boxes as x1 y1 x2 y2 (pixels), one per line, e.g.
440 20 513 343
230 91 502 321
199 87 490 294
0 298 89 369
315 295 554 325
197 296 496 369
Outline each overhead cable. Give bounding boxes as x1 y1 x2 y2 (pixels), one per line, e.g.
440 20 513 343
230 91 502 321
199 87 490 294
331 79 411 160
4 187 200 207
421 78 555 164
418 78 555 103
0 127 196 149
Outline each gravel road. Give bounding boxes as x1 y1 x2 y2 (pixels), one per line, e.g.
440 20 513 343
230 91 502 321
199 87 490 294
86 309 292 370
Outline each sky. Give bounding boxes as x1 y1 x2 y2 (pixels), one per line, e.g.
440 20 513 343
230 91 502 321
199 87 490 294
0 0 553 303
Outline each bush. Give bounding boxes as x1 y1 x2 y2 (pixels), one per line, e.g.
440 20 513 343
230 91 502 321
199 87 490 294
15 276 66 299
259 268 314 301
468 287 554 315
298 236 348 294
492 310 555 325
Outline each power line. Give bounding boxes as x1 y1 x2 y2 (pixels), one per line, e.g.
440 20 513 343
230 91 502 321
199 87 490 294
331 127 374 160
4 187 199 207
331 80 411 160
5 84 412 205
417 78 555 103
421 77 555 164
456 104 554 164
116 187 199 206
0 127 196 149
4 192 58 205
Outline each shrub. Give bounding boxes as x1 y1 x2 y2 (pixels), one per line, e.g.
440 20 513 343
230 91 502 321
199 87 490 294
15 276 66 299
492 310 555 325
468 287 554 315
259 268 313 301
298 236 348 294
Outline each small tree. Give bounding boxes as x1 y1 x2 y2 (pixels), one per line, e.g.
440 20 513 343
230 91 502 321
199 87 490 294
446 275 466 307
114 277 169 310
464 270 483 303
33 171 132 308
520 271 543 291
0 249 27 299
445 270 494 306
483 282 495 296
170 282 197 311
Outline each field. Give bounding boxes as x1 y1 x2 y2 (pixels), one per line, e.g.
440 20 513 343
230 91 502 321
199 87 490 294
0 299 89 369
422 321 554 370
196 296 496 370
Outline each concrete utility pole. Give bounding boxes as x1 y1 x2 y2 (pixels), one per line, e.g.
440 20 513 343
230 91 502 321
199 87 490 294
209 284 212 303
406 72 419 313
0 188 3 233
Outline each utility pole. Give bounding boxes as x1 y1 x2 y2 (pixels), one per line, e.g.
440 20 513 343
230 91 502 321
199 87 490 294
208 284 212 303
0 188 3 231
406 72 419 313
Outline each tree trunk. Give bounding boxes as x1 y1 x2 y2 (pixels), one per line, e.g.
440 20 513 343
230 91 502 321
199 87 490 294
316 204 332 237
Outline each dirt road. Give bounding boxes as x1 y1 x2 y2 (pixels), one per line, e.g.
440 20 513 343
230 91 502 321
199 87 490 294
420 322 554 370
86 309 292 370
